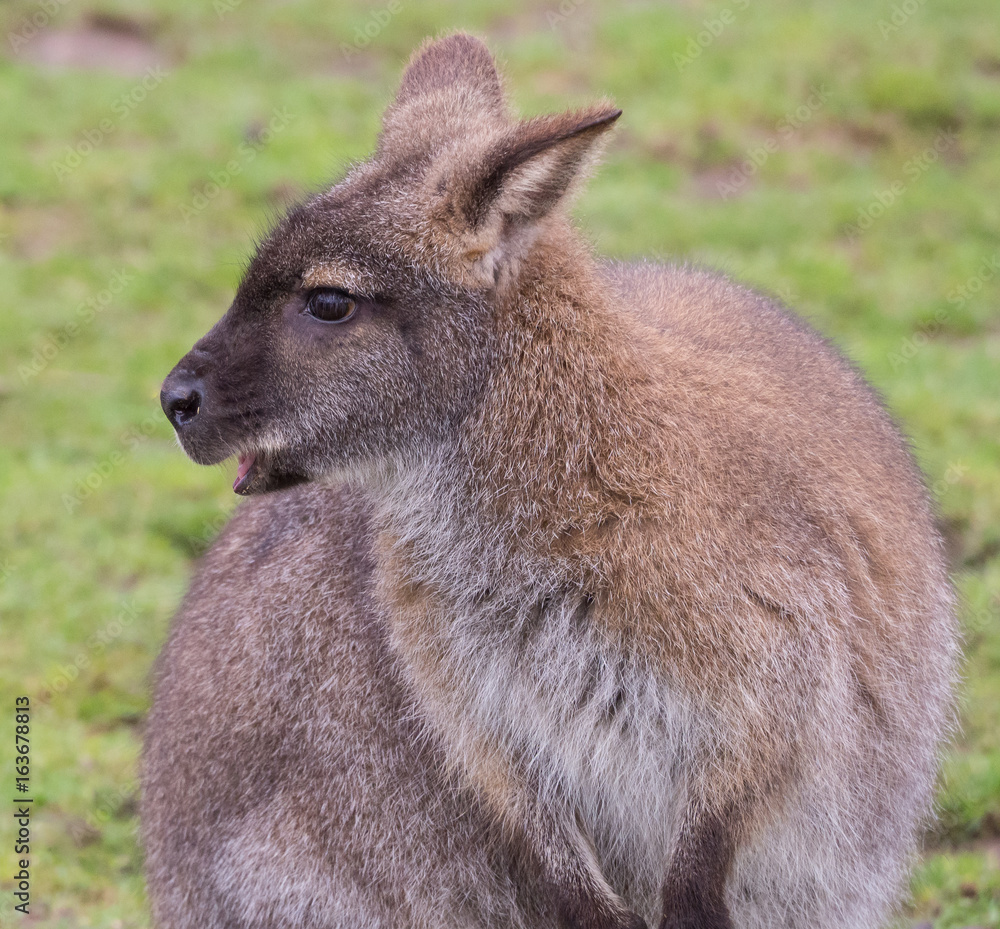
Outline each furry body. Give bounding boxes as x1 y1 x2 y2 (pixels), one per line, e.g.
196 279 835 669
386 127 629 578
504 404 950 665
145 35 957 929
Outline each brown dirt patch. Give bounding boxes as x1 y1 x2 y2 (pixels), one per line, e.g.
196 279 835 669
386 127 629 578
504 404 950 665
11 12 167 76
4 202 85 263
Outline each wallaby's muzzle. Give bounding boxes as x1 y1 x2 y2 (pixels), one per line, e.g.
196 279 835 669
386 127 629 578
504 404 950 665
161 366 259 493
160 340 310 496
161 346 262 493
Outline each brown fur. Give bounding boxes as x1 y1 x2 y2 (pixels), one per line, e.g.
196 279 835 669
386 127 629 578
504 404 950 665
145 33 957 929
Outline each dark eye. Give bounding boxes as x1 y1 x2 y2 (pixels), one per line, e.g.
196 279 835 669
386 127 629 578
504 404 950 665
304 288 357 323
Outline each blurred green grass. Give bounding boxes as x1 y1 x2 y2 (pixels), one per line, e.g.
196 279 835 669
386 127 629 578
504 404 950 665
0 0 998 925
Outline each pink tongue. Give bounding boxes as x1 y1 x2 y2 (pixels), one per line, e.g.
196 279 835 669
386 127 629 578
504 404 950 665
234 453 256 489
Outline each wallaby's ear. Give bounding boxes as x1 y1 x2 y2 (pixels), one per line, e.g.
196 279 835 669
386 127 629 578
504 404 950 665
379 33 508 156
453 106 621 232
395 33 505 114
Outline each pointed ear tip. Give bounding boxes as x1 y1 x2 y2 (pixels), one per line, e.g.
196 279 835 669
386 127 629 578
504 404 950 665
577 106 622 136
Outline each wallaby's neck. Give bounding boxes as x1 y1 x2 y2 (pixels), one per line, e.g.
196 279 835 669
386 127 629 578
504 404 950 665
373 224 670 596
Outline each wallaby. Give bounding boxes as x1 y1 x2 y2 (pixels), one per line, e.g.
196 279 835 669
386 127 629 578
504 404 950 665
143 33 958 929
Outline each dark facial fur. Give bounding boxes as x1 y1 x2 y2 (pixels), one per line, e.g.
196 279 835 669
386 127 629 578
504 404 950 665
161 182 494 493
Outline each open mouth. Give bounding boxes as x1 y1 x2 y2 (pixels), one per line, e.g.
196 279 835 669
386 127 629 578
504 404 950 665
233 452 258 495
230 449 309 496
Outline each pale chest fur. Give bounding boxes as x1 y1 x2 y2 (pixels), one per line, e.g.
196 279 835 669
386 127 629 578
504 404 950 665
373 524 698 909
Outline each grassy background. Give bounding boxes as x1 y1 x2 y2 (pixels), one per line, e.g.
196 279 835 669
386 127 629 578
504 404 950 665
0 0 998 925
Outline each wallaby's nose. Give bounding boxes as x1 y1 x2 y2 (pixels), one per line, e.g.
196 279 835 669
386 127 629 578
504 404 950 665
161 374 204 430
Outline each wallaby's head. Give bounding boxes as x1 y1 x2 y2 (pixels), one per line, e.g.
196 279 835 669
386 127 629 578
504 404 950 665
161 33 619 494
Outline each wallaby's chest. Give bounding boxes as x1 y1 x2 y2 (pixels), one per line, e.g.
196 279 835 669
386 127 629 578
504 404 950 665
375 556 692 889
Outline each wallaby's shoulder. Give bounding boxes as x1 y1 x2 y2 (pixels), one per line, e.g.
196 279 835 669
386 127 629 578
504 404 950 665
598 258 944 605
603 259 905 456
604 260 847 374
205 483 372 567
161 483 377 665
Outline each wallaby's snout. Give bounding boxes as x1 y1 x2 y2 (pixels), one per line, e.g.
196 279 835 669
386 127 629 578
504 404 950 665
159 318 299 494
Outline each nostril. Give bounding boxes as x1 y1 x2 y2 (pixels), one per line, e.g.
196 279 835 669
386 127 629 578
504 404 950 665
162 384 203 429
172 389 201 425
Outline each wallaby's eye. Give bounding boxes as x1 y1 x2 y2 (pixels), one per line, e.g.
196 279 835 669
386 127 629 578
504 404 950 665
304 288 357 323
